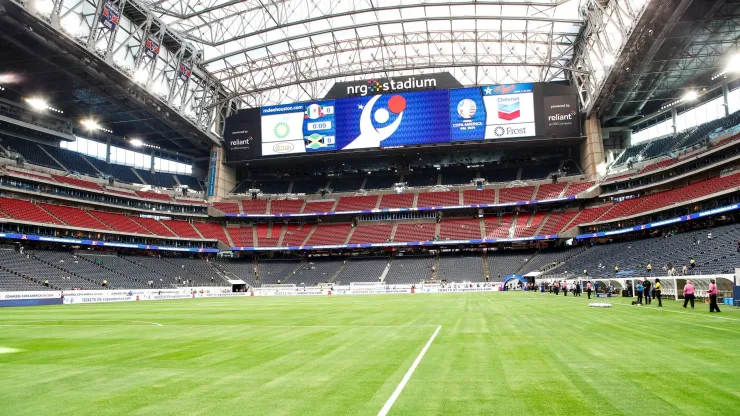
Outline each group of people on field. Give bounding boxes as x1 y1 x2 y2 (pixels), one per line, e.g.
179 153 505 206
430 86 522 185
542 276 722 313
545 280 593 298
634 277 663 306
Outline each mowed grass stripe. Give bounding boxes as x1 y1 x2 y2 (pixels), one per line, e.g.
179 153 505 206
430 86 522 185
0 292 738 415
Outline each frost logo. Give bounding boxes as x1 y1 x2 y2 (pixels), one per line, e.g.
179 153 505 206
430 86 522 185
273 142 295 153
344 95 406 149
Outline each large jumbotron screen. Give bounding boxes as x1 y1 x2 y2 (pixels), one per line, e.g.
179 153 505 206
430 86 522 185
222 80 580 162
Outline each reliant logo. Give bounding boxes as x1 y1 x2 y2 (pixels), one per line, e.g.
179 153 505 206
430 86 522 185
346 77 437 96
548 102 577 122
230 137 252 147
548 112 576 121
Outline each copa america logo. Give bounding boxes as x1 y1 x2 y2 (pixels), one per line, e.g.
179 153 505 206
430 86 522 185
456 99 477 119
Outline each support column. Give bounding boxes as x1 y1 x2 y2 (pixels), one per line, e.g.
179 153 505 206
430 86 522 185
207 146 236 202
580 115 605 181
105 137 111 163
671 108 677 135
620 129 632 149
723 83 730 116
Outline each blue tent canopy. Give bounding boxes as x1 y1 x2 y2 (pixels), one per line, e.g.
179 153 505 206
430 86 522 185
503 274 527 285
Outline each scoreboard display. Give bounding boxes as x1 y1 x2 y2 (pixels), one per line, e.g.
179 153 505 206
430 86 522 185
223 82 581 162
259 101 336 156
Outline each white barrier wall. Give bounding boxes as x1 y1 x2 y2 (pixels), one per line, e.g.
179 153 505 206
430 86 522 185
1 284 503 305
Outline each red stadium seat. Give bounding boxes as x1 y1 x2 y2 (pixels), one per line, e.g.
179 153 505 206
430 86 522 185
38 203 111 230
90 211 152 234
161 220 201 238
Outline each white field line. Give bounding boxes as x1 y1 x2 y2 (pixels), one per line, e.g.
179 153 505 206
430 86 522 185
378 325 442 416
0 347 23 354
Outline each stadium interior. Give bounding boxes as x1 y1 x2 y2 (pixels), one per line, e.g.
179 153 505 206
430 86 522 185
0 0 738 290
1 0 739 414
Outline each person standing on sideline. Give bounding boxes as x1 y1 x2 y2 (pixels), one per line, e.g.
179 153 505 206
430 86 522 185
682 264 688 275
708 279 721 313
654 278 663 307
642 278 651 305
683 280 695 309
636 281 643 304
586 281 593 299
554 280 560 295
576 281 581 297
563 281 567 296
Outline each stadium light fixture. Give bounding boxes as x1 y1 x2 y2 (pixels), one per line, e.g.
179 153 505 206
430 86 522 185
25 97 63 113
61 18 79 35
130 138 144 147
32 0 54 15
81 119 100 130
602 53 615 67
712 53 740 81
725 54 740 73
133 68 148 84
81 118 113 134
26 97 48 111
682 91 698 102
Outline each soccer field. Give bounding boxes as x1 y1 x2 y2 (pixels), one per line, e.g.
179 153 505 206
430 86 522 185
1 292 739 416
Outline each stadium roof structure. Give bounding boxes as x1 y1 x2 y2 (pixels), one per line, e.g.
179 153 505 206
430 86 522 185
0 0 654 150
592 0 740 126
146 0 589 108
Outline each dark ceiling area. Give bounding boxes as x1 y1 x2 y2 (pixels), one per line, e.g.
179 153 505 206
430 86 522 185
0 3 214 159
596 0 740 127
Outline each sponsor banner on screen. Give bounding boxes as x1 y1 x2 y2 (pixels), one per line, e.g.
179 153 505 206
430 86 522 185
334 90 450 150
261 101 335 156
449 88 486 141
223 108 261 162
544 95 580 137
450 83 536 141
483 83 535 139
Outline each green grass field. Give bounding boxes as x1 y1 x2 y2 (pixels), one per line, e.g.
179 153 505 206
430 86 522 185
1 292 739 416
